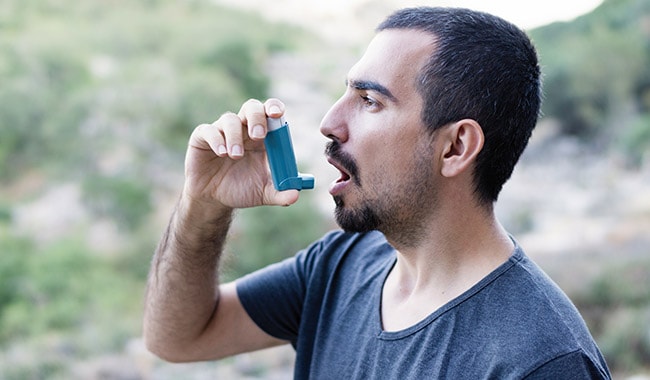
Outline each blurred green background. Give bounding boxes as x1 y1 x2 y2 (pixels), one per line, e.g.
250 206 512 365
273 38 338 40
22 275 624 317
0 0 649 378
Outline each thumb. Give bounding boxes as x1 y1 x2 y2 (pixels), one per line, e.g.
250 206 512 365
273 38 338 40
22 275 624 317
265 188 300 207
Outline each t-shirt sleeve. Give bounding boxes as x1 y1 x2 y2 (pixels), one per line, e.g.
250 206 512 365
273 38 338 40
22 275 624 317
523 350 611 380
235 233 332 343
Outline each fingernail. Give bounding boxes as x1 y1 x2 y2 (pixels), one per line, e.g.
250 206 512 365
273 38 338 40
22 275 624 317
231 144 243 156
269 105 281 115
217 145 227 155
252 125 265 138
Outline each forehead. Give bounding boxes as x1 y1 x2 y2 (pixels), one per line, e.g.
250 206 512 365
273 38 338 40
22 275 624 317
348 29 436 96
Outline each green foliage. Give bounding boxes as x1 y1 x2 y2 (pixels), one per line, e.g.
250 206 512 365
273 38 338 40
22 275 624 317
582 262 650 308
223 193 330 280
0 1 315 374
0 0 306 182
2 359 67 380
0 232 31 315
2 237 109 340
617 113 650 167
202 39 271 99
0 232 143 359
571 257 650 373
531 0 650 145
598 307 650 372
2 0 646 376
82 174 152 230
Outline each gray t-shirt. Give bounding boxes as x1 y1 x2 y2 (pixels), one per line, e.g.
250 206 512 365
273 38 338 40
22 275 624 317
237 230 610 379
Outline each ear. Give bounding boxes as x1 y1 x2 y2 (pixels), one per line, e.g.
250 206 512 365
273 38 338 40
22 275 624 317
439 119 484 178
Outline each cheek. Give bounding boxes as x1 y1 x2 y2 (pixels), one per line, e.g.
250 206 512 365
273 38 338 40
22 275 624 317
363 149 402 194
353 123 398 157
352 113 424 178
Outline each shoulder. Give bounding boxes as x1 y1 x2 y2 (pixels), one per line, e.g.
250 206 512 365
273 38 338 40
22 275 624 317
523 349 611 379
465 247 610 377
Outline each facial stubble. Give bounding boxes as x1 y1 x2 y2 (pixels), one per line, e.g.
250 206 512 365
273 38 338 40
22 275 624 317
331 138 437 248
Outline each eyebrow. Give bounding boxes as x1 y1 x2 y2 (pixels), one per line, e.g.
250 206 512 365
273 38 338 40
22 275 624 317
347 79 398 103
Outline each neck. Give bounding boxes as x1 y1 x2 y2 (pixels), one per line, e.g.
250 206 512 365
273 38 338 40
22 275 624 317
380 201 514 331
388 200 513 289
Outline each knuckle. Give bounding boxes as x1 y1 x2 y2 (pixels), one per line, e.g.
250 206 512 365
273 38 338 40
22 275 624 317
218 111 239 122
244 98 263 106
192 123 211 136
241 99 264 115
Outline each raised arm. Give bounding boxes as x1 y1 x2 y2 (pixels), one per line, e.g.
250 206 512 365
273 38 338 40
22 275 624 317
143 99 298 362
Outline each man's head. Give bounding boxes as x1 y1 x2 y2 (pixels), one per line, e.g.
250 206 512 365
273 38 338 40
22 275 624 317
320 7 541 242
321 28 438 245
378 7 542 205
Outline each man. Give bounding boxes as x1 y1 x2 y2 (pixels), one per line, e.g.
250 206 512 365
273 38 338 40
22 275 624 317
144 7 611 379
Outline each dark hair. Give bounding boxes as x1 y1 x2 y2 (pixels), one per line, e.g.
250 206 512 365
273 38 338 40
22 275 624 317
378 7 542 204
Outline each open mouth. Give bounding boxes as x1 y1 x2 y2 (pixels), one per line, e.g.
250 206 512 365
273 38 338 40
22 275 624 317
329 158 351 183
329 159 350 182
326 157 353 195
324 141 359 195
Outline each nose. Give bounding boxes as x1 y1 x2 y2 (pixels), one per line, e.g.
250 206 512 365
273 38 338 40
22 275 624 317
319 96 349 143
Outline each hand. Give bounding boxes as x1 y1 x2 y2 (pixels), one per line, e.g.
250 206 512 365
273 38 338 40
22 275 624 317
182 98 300 210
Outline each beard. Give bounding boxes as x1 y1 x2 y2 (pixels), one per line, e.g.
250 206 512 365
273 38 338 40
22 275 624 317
330 145 438 248
333 195 381 233
326 140 377 232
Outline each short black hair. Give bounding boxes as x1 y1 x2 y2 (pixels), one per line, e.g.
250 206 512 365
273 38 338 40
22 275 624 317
378 7 542 204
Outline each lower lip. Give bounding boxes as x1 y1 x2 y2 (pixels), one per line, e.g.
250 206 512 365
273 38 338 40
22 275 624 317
329 179 350 196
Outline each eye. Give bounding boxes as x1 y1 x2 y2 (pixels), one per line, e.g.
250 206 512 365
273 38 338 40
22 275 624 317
360 95 381 111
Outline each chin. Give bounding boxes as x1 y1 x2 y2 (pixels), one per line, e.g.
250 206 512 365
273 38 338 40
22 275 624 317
333 197 381 233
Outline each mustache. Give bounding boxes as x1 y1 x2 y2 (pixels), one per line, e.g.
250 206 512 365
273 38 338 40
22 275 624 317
325 141 360 185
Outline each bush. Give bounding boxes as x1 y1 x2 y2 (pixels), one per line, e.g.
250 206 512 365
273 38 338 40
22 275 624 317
0 232 31 320
0 234 144 355
0 0 308 183
0 0 318 375
617 113 650 167
571 258 650 373
81 175 152 231
223 192 330 280
599 307 650 373
531 0 650 148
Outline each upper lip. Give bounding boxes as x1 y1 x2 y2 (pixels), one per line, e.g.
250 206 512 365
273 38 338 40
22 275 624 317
326 156 351 179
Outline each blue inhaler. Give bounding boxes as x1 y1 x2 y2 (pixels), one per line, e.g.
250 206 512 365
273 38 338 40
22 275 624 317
264 116 314 191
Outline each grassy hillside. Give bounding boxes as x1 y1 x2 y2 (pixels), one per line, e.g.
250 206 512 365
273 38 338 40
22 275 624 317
0 0 648 377
530 0 650 165
0 1 329 377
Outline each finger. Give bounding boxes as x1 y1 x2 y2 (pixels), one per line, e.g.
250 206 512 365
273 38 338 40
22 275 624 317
238 99 268 141
264 98 284 118
264 98 285 119
190 123 227 157
208 125 228 157
219 112 245 159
